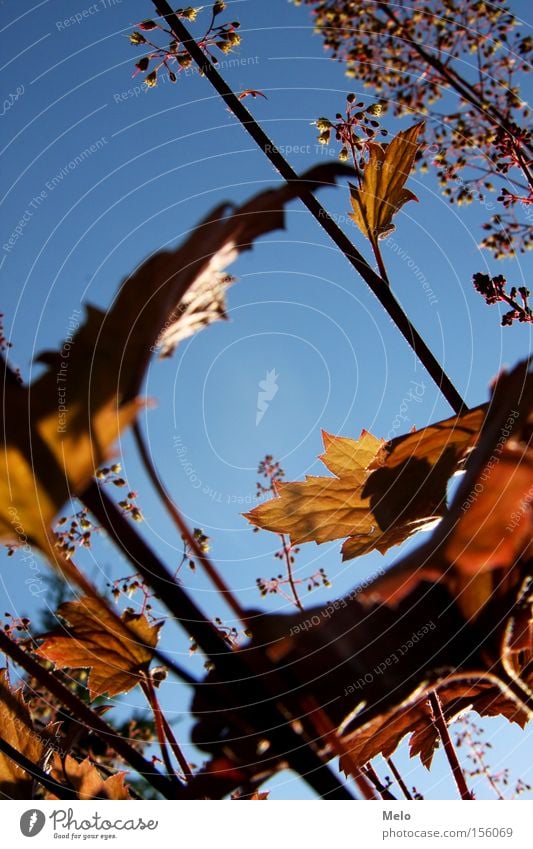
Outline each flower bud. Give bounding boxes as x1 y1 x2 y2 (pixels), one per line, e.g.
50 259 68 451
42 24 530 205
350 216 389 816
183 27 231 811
179 6 198 20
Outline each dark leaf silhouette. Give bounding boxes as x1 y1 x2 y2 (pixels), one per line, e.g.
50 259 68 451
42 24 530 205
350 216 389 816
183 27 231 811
0 164 350 552
359 360 532 614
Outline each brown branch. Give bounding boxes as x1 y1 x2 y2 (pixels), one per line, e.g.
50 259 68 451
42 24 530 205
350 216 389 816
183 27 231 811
150 0 467 416
385 755 413 800
370 236 391 288
142 673 193 783
141 676 181 782
428 691 474 800
160 712 194 782
82 481 355 800
364 762 397 800
300 695 376 799
82 481 238 661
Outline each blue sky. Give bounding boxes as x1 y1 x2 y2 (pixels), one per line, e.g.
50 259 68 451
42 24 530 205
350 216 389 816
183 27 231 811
1 0 532 800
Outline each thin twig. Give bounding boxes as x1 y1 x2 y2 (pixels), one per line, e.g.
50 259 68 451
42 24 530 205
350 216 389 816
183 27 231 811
83 482 233 660
456 716 505 800
160 712 194 782
133 421 247 623
363 762 397 800
385 755 413 800
428 690 474 800
371 237 391 288
150 0 467 416
141 676 181 782
280 533 304 612
142 671 193 783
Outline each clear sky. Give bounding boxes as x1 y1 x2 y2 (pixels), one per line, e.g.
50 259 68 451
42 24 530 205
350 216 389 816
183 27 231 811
1 0 532 800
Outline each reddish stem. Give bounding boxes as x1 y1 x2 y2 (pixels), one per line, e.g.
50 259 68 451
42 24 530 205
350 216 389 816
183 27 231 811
280 534 304 612
364 762 396 800
385 755 413 800
159 711 194 783
133 422 247 623
141 676 181 782
428 691 474 800
370 236 391 288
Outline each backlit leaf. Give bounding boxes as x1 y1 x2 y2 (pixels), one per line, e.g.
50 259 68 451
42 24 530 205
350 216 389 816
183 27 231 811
339 679 528 773
349 122 424 241
36 597 161 700
244 406 485 560
0 668 45 799
47 753 131 800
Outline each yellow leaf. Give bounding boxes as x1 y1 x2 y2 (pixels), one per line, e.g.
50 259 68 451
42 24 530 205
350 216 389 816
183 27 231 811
349 122 424 241
320 429 383 476
251 474 371 546
244 406 485 560
0 354 142 552
36 597 161 700
48 754 132 800
0 669 45 799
